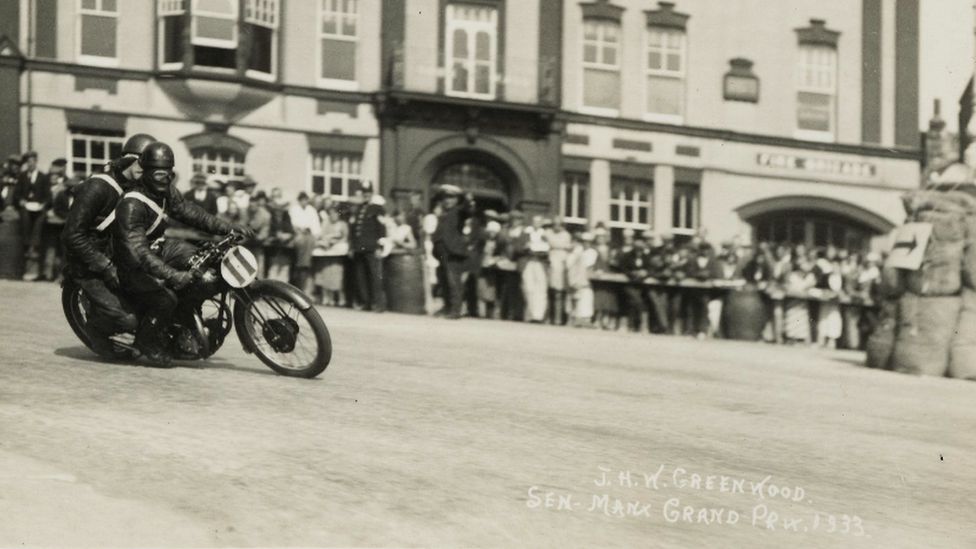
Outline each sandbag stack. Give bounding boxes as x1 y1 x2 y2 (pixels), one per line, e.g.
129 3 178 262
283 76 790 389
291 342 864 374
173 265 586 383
880 190 976 378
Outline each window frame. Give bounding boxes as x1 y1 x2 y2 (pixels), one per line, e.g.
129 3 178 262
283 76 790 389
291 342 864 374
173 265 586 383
191 148 246 178
67 130 125 178
444 3 499 100
580 18 622 116
608 177 653 231
76 0 120 67
190 0 239 50
317 0 360 91
643 26 686 124
308 150 364 202
671 182 700 236
795 44 838 142
157 0 187 71
244 0 280 81
559 172 589 227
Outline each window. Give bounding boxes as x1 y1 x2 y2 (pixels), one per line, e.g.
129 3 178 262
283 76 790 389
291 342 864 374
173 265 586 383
310 152 363 200
69 131 124 177
319 0 359 86
191 0 238 69
78 0 118 64
245 0 279 78
582 20 621 112
192 149 245 177
796 45 837 139
560 173 588 227
672 182 699 234
445 4 498 99
645 27 685 120
158 0 186 69
609 177 652 229
753 212 870 253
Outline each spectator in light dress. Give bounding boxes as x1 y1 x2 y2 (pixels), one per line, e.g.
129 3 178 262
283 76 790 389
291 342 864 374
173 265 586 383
313 205 348 306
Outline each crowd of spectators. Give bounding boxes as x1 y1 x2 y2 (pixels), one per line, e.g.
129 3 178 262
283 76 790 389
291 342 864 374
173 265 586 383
0 150 886 349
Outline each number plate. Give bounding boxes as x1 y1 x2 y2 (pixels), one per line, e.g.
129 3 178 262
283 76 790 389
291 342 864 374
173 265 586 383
220 245 259 288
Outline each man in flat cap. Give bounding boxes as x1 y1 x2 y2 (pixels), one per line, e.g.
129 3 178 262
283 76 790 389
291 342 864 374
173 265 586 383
39 158 70 281
12 151 51 280
349 180 387 312
431 184 474 319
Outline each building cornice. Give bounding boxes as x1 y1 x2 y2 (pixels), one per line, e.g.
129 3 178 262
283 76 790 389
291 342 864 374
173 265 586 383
560 111 920 161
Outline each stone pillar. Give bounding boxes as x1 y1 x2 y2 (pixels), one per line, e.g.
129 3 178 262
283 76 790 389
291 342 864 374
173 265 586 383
653 164 674 235
590 159 610 226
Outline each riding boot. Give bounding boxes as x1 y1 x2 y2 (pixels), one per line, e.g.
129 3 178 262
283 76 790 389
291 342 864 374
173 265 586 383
135 316 172 366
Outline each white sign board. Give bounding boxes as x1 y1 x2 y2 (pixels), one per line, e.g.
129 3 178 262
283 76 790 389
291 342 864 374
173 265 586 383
886 223 932 271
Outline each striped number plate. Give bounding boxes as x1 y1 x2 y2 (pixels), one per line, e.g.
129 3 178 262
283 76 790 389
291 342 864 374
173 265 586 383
220 246 259 288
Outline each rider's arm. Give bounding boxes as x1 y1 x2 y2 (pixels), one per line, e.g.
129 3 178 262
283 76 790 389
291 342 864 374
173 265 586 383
61 180 114 274
113 199 183 283
167 186 234 235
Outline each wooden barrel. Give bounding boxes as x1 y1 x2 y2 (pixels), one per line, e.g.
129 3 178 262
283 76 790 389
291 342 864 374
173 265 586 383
0 209 24 279
384 251 426 315
721 288 768 341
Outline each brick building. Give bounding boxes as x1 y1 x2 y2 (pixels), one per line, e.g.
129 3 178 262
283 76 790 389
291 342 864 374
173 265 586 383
0 0 923 251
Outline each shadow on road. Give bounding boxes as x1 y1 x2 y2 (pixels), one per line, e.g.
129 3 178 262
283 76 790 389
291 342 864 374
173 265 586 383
53 346 280 377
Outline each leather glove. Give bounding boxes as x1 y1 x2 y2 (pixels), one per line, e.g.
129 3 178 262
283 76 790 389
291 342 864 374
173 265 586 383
231 223 256 241
102 264 120 290
169 270 196 291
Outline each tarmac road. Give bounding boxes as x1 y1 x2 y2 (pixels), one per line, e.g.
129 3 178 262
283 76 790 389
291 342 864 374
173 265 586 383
0 279 973 548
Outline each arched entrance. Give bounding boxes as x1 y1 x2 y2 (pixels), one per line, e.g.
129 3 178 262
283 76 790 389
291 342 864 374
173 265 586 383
432 162 510 212
736 195 897 253
421 148 521 213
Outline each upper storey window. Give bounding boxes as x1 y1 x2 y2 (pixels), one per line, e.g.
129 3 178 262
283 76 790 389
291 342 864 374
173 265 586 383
795 19 840 141
319 0 359 88
156 0 280 79
78 0 118 65
643 2 689 122
445 4 499 100
645 27 685 120
581 20 621 112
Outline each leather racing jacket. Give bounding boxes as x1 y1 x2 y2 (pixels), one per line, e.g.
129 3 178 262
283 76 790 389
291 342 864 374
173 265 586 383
111 180 234 285
61 168 130 278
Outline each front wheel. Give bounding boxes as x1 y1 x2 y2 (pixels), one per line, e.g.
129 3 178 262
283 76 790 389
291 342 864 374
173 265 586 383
233 283 331 378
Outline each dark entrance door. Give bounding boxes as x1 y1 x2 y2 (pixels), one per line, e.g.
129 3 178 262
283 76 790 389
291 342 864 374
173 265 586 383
432 162 510 213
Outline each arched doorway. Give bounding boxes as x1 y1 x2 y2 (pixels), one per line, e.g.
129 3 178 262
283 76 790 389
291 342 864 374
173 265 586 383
736 195 897 254
418 147 522 213
432 161 510 212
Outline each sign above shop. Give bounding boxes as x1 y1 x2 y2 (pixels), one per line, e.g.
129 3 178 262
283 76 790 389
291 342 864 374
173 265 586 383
756 152 877 178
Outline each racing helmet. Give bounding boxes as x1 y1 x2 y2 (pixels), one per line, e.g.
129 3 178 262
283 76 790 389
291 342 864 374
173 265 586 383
139 142 176 194
122 133 157 158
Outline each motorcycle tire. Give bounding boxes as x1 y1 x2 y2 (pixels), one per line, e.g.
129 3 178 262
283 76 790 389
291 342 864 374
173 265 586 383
233 285 332 378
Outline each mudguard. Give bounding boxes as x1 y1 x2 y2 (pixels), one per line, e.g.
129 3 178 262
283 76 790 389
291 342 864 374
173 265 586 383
233 279 315 354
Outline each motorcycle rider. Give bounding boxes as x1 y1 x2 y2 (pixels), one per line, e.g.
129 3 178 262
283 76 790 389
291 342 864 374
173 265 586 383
61 133 157 357
112 142 252 364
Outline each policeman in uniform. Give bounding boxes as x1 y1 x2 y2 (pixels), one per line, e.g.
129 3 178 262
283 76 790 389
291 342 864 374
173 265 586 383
348 181 387 312
112 142 251 363
62 133 157 357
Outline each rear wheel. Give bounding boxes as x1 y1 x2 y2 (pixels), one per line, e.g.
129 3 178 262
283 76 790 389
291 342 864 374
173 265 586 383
62 281 94 349
234 287 331 378
61 281 135 360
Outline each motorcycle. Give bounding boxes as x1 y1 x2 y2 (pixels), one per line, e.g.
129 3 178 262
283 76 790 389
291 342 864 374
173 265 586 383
62 233 332 378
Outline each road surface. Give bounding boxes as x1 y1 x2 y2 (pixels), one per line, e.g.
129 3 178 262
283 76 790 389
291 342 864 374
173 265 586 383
0 280 973 548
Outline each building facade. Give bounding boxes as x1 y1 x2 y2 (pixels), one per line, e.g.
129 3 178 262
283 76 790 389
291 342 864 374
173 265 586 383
0 0 923 251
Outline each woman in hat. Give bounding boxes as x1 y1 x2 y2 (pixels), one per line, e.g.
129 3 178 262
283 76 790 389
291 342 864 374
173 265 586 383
313 204 349 306
289 191 322 294
546 216 573 325
519 215 551 323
